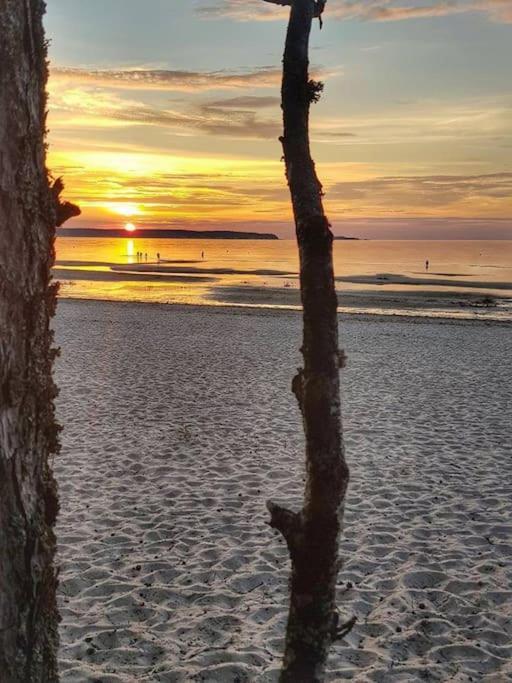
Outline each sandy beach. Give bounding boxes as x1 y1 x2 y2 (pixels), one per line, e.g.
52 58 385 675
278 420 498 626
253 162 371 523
54 300 512 682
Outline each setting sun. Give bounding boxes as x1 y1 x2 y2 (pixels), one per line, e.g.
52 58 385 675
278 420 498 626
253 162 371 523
124 222 136 232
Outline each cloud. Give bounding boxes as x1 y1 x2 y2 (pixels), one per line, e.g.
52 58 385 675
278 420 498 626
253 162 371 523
114 104 281 139
330 216 512 239
51 66 282 92
197 0 512 23
329 172 512 206
361 0 512 22
311 98 512 146
197 0 289 20
200 95 280 108
47 149 291 227
49 85 281 140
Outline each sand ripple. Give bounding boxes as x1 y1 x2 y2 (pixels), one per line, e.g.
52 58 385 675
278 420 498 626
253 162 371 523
54 302 512 681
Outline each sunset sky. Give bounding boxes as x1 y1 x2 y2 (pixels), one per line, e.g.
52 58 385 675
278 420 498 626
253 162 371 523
45 0 512 239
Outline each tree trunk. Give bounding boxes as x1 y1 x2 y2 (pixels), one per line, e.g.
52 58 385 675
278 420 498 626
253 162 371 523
0 2 64 680
266 1 351 680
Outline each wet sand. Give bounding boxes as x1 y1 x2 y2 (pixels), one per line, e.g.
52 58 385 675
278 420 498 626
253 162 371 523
53 260 512 322
55 261 512 290
206 284 507 317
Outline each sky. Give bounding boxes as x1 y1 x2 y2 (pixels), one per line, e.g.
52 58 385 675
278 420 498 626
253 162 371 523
44 0 512 239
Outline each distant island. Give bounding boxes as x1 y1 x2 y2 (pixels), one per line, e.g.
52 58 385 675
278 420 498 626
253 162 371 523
333 235 360 240
57 228 279 240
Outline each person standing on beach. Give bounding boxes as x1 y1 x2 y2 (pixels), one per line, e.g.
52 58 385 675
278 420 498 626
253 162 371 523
425 259 429 271
157 252 160 262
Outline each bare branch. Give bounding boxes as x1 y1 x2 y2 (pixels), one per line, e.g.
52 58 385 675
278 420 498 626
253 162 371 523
266 501 302 545
334 615 358 640
266 0 349 678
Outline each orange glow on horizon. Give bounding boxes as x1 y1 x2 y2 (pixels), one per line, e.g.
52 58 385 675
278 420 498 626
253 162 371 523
104 202 142 217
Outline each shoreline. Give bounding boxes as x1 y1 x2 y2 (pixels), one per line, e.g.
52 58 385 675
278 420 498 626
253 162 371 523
53 238 512 325
54 262 512 291
57 296 512 328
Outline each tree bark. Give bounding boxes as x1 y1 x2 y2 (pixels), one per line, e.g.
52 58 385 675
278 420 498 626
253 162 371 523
266 1 351 680
0 2 74 680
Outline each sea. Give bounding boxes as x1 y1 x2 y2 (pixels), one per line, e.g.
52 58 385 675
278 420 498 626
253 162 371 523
55 237 512 322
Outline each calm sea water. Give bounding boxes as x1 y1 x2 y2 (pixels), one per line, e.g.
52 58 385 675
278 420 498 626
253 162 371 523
55 237 512 321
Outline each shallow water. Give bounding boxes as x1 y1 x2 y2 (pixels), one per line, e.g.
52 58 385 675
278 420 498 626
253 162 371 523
55 237 512 321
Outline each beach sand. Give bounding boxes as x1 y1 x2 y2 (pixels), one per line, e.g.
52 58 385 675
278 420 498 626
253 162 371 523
54 300 512 682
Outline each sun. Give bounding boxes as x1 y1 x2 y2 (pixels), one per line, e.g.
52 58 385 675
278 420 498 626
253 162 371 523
124 222 136 233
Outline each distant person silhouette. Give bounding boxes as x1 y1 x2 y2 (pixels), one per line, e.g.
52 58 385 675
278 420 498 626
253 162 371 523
157 252 160 262
201 251 204 259
425 259 429 271
145 252 148 262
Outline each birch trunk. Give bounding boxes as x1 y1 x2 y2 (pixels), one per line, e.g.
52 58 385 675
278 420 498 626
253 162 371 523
266 1 351 680
0 1 64 680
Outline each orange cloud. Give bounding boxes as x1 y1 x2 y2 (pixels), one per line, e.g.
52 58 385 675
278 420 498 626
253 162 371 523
51 66 283 91
197 0 512 23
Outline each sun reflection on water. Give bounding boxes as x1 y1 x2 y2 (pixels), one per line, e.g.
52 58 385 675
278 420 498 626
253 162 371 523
127 239 135 263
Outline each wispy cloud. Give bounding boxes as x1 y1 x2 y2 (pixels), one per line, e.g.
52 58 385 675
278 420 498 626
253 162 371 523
330 172 512 207
361 0 512 22
51 66 283 92
200 95 281 108
197 0 289 20
49 85 280 140
47 148 290 228
330 216 512 239
114 104 280 139
313 98 512 145
197 0 512 23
